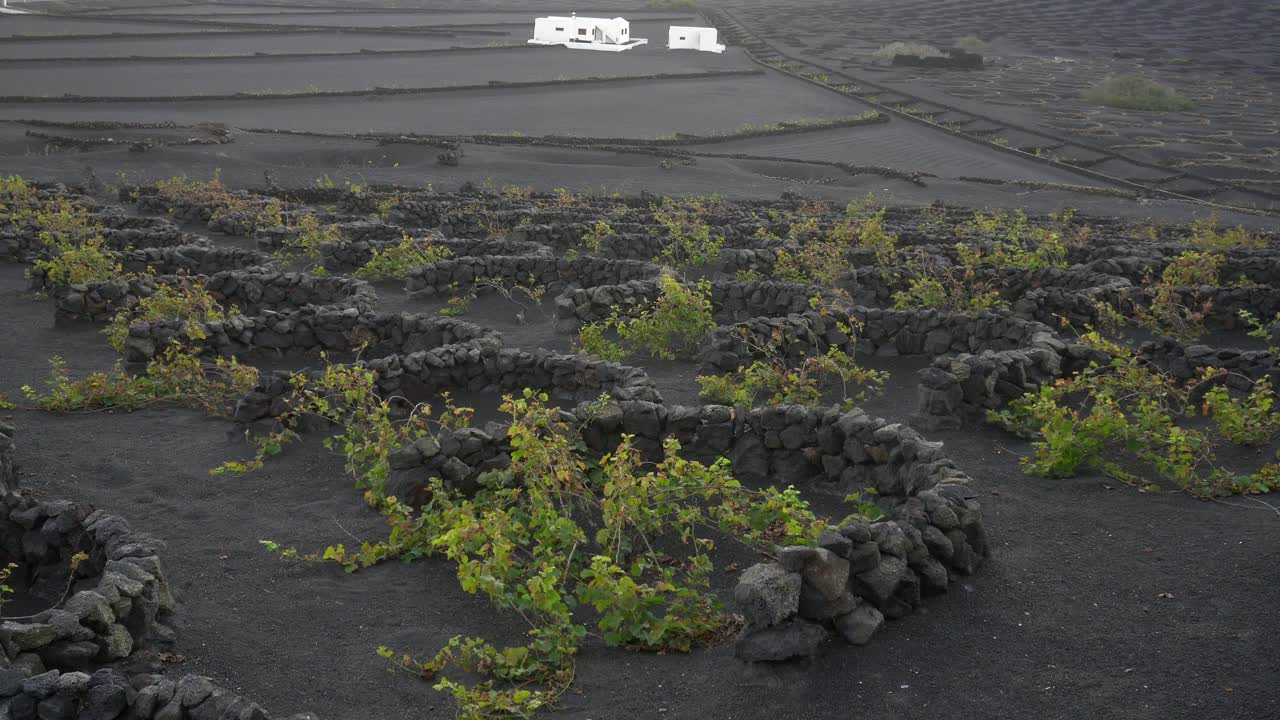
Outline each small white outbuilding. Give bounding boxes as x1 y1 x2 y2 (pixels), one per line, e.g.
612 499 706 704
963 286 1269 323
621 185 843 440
667 26 725 53
529 15 648 52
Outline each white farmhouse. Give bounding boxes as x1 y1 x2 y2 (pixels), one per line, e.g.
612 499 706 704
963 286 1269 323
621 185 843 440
528 14 648 52
668 26 726 53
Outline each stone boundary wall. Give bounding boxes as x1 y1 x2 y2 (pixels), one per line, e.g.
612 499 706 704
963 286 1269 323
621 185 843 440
52 270 377 323
231 339 662 436
1081 248 1280 287
28 244 269 295
254 218 406 253
700 306 1057 372
1 214 195 264
363 344 662 406
364 400 990 657
404 256 661 298
553 279 828 331
0 494 174 674
1017 283 1280 333
733 484 983 660
912 342 1090 430
116 245 275 277
122 309 498 365
843 265 1132 310
133 194 284 238
2 669 319 720
1139 339 1280 388
318 236 551 274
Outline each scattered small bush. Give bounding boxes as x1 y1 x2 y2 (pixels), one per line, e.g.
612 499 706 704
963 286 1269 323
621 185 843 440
1084 75 1195 112
23 349 257 415
653 197 724 271
873 42 944 62
576 275 716 361
280 214 343 266
892 250 1007 313
259 388 827 719
989 333 1280 497
1188 214 1266 251
104 276 234 353
355 234 453 281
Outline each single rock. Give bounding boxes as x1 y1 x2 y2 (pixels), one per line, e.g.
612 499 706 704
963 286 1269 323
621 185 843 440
834 603 884 645
852 556 920 619
912 556 950 596
776 545 819 573
20 669 60 699
800 548 850 602
0 667 27 696
816 529 852 559
734 619 827 662
847 540 881 575
177 675 214 707
733 563 800 628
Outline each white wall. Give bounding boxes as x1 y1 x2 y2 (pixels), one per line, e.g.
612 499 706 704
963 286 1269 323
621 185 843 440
668 26 724 53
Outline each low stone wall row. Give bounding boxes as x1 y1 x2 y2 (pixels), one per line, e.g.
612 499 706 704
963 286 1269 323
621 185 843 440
133 193 301 239
363 389 985 524
28 245 274 294
553 278 827 331
0 494 174 675
843 265 1132 311
699 306 1058 372
2 669 319 720
123 309 497 365
1080 248 1280 286
404 255 661 298
356 400 989 657
317 235 552 274
53 270 378 323
233 340 663 446
912 339 1097 430
1009 282 1280 334
910 330 1280 430
1 214 196 264
733 486 983 660
1139 338 1280 388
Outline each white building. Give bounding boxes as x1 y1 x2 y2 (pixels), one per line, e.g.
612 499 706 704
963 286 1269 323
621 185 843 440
667 26 725 53
529 15 648 52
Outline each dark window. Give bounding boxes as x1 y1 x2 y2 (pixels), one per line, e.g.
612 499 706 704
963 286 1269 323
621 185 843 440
578 28 587 35
679 36 686 40
555 27 564 31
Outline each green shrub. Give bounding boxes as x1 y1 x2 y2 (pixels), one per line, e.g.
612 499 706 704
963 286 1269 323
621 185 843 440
1188 214 1266 251
891 251 1007 313
280 214 343 265
22 348 257 415
696 344 885 408
578 275 716 360
27 197 122 287
873 42 943 62
104 277 234 353
256 388 827 719
653 197 723 270
989 334 1280 497
355 234 453 281
1084 75 1195 112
